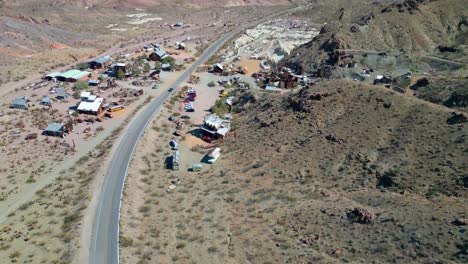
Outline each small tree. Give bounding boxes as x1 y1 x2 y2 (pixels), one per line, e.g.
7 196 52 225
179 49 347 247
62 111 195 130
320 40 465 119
72 91 81 99
76 63 89 70
116 69 125 80
143 63 151 72
170 60 176 71
154 61 161 71
132 67 142 77
74 81 89 91
208 81 216 87
162 56 175 64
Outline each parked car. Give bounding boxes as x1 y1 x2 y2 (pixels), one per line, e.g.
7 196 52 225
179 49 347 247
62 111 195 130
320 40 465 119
180 115 191 119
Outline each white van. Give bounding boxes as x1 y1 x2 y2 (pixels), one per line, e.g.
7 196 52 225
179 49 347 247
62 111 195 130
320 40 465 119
207 148 221 164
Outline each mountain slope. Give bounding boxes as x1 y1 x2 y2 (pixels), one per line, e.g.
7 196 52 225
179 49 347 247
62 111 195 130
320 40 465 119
220 80 467 263
282 0 467 69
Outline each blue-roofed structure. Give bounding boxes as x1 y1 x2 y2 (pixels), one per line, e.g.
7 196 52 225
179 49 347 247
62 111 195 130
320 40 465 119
55 87 69 100
149 48 168 61
88 79 101 86
10 97 28 110
44 123 65 137
40 96 52 106
90 56 112 69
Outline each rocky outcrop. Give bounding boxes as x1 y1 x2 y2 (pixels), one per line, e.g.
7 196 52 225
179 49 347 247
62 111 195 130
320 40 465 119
347 208 376 224
446 112 467 125
453 218 468 226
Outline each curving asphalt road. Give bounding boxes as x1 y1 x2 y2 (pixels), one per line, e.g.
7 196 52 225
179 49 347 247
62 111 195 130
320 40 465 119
89 6 297 264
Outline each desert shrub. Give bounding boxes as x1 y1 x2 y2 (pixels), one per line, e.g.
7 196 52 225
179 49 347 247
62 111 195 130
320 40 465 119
74 81 89 91
211 99 230 116
76 62 89 70
116 69 125 80
120 236 134 247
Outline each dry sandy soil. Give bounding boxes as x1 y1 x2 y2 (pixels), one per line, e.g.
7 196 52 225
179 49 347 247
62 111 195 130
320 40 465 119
0 0 290 85
120 78 467 263
0 2 295 263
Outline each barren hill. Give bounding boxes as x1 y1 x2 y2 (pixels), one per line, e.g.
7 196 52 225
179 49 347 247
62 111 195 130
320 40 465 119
1 0 290 9
219 80 467 263
282 0 467 70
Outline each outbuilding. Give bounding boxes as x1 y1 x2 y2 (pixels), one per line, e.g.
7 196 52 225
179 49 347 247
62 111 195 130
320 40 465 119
88 79 100 86
10 97 29 110
112 63 130 76
40 96 52 106
149 48 168 61
90 56 112 69
213 63 224 73
77 95 104 115
55 87 70 100
200 114 231 139
44 122 65 137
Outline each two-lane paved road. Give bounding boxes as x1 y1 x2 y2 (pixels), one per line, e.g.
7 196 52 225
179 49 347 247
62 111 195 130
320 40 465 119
90 6 297 264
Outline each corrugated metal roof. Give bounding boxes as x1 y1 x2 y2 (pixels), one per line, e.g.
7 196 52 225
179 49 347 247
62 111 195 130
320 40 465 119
154 49 166 57
45 123 64 132
41 97 52 103
71 71 90 80
59 69 81 79
78 97 103 112
12 98 27 106
94 56 111 64
46 72 61 78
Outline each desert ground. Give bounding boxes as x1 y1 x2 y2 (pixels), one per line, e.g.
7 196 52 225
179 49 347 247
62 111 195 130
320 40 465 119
0 0 466 263
118 1 467 263
120 78 467 264
0 2 296 263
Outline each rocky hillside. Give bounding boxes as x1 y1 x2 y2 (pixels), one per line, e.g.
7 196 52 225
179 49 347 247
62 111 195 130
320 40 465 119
283 0 467 69
220 80 467 263
411 76 468 112
1 0 290 9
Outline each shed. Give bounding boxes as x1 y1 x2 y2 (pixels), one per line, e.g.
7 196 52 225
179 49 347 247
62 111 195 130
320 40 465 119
44 123 65 137
149 49 168 61
10 97 28 110
213 63 223 73
80 92 91 101
112 63 129 76
40 96 52 106
90 56 112 69
77 97 104 115
88 79 100 86
55 87 69 100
